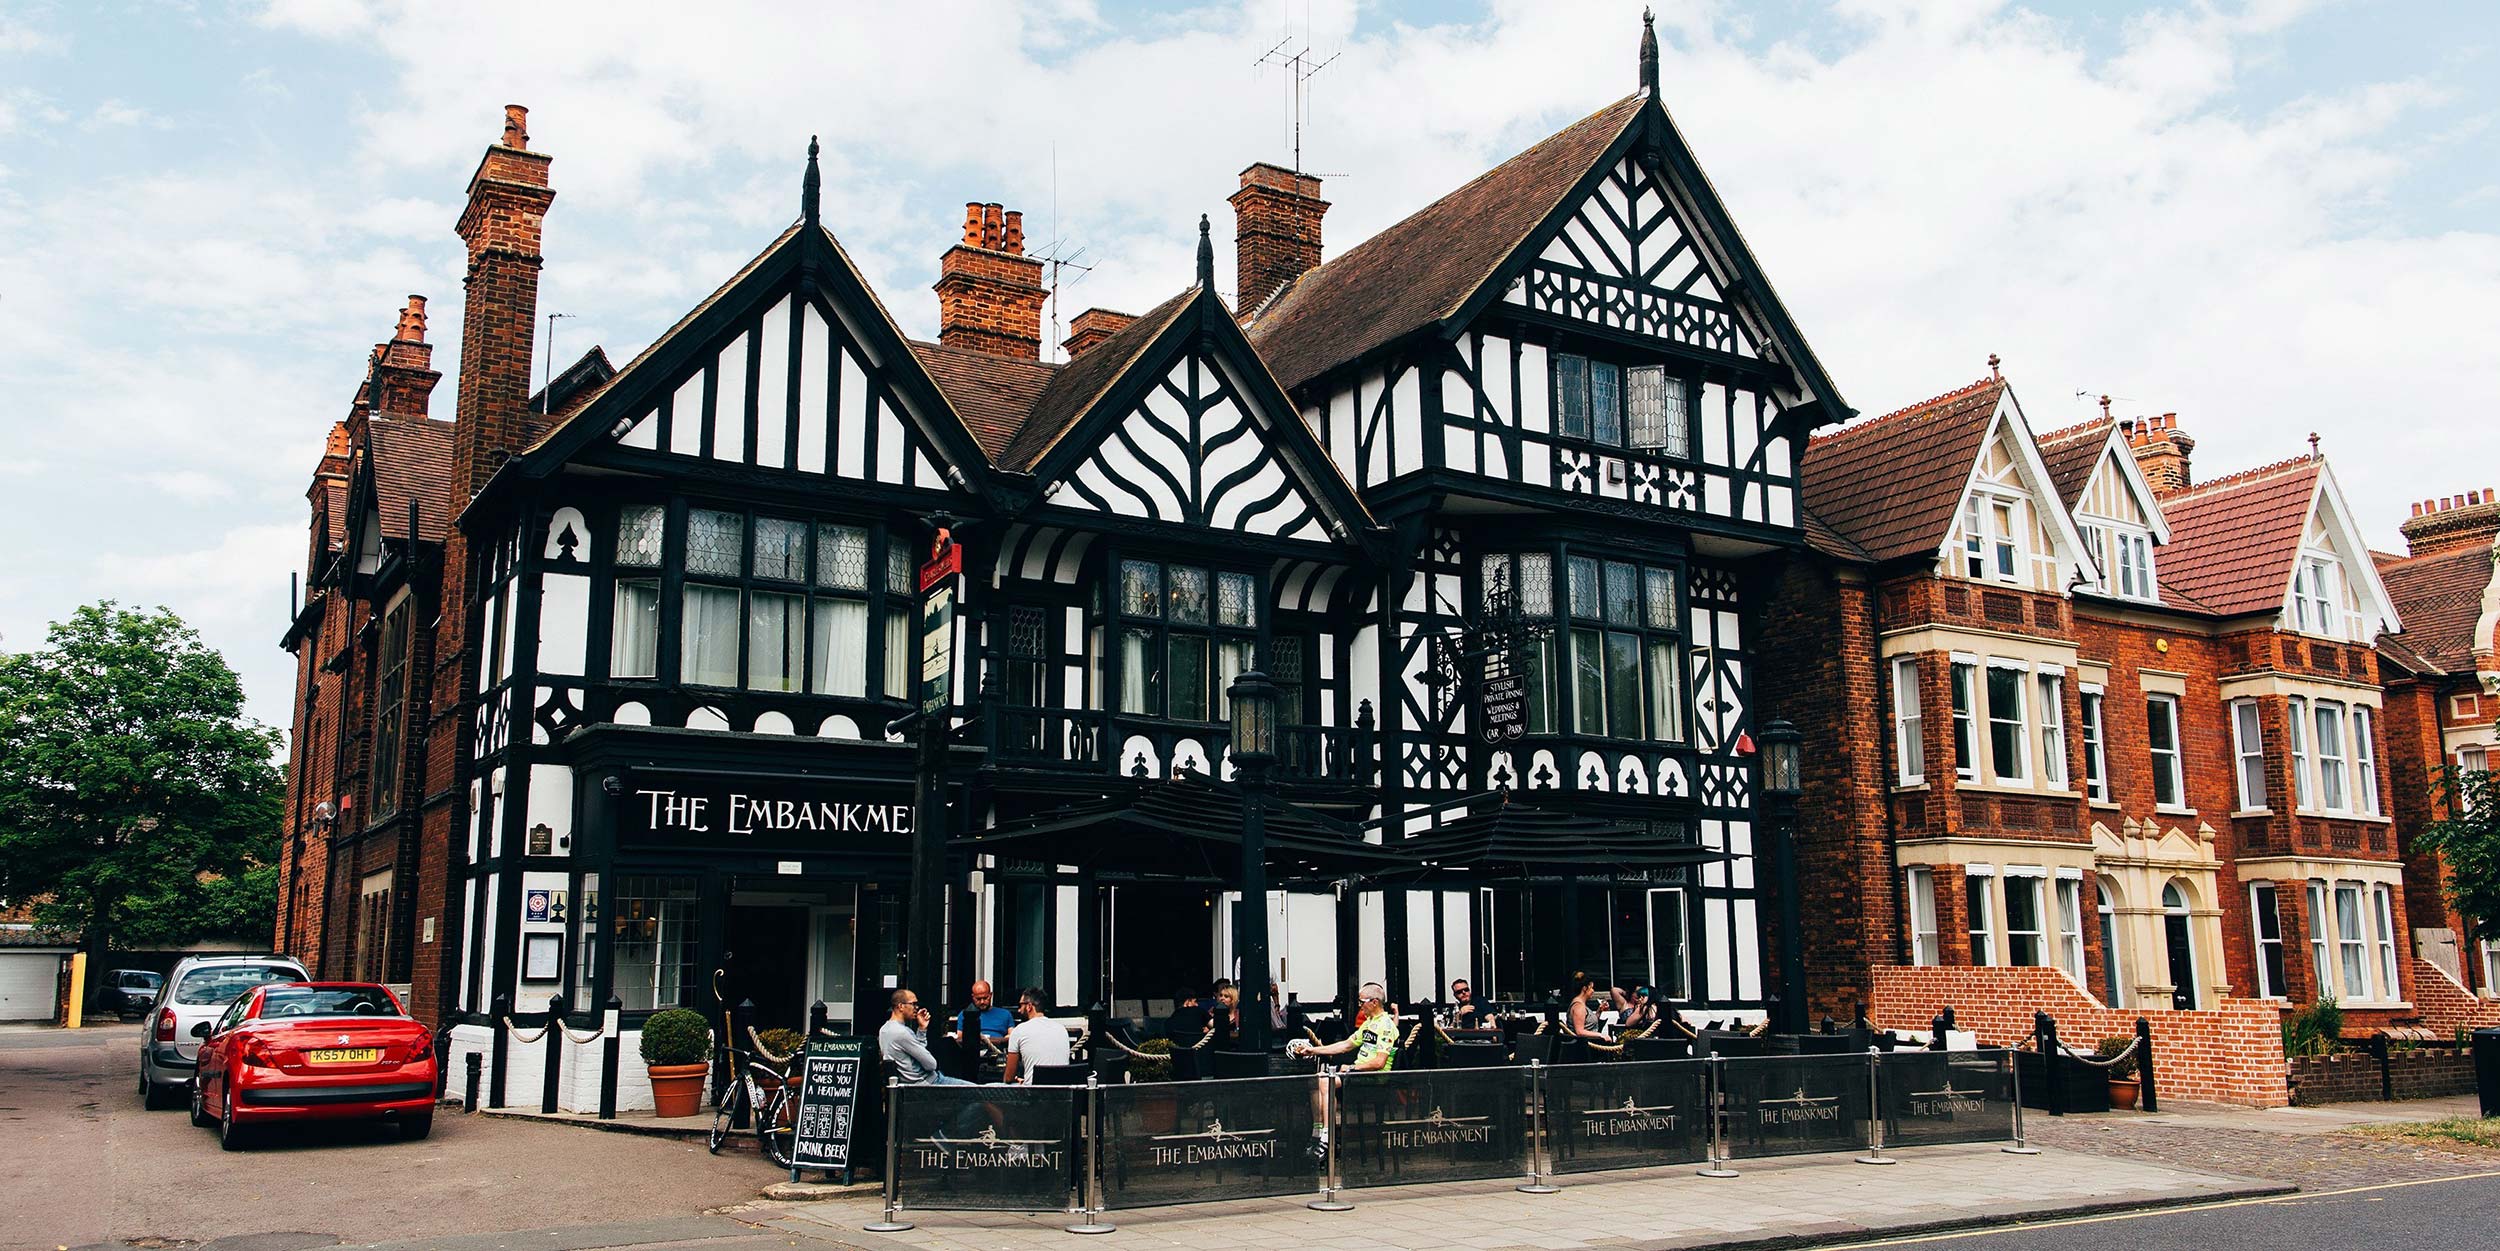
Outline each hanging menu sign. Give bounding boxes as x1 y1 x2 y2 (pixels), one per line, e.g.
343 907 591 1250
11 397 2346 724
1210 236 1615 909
790 1035 866 1178
618 777 914 854
1478 649 1527 744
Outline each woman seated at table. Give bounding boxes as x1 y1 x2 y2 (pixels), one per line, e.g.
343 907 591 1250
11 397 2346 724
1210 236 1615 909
1562 973 1611 1041
1611 984 1660 1033
1209 981 1244 1049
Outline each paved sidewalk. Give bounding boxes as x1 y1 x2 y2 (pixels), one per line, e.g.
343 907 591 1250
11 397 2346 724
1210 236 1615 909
768 1143 2280 1251
2029 1096 2500 1191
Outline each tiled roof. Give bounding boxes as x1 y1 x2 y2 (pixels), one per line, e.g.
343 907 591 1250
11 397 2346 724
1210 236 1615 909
1247 94 1648 392
2153 459 2319 618
1000 288 1199 472
527 346 618 436
1801 508 1874 562
366 417 456 544
1799 378 2003 563
908 340 1060 461
2035 418 2112 507
2375 543 2498 673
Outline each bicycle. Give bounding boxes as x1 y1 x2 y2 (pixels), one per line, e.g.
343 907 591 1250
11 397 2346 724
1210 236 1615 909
708 1024 797 1168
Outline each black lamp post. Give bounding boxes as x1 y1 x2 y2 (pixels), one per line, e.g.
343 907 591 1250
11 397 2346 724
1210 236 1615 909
1760 718 1808 1034
1229 668 1278 1052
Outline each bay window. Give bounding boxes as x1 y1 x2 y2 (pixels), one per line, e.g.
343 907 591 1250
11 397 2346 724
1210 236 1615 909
1479 552 1556 734
1960 496 2022 582
2372 884 2399 997
2292 556 2339 637
1985 662 2030 783
2231 699 2268 811
2147 694 2184 808
2314 701 2348 811
1966 868 1996 966
1553 352 1692 458
2333 881 2368 998
2115 530 2155 600
1951 659 1977 780
1905 866 1939 966
1563 555 1684 741
2038 671 2067 788
1892 657 1925 784
2306 879 2332 994
2081 687 2108 802
2354 707 2379 816
612 504 665 679
2055 874 2085 979
1115 559 1258 723
2250 882 2286 999
2004 869 2046 967
2288 696 2313 808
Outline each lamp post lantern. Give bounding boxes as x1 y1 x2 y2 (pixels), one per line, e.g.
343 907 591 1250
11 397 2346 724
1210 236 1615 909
1229 668 1278 1053
1760 718 1807 1034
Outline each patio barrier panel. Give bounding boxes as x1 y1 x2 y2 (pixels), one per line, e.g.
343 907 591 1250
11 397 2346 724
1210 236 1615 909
887 1083 1080 1213
1876 1049 2016 1149
1335 1065 1534 1190
1099 1074 1322 1209
1715 1053 1871 1160
1545 1058 1713 1175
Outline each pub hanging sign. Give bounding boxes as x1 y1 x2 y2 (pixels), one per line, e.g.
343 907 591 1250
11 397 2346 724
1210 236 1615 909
618 777 915 854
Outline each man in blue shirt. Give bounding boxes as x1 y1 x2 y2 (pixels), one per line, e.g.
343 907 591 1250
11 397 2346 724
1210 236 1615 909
951 979 1013 1052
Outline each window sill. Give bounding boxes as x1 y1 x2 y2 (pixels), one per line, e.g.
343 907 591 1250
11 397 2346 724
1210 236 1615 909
2088 799 2120 810
2154 806 2198 818
2232 808 2274 819
1892 781 1931 793
2291 810 2391 824
1957 780 2081 800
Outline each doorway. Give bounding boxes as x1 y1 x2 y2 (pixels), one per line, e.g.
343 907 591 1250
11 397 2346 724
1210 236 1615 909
2161 882 2197 1010
724 895 811 1031
1110 885 1216 1013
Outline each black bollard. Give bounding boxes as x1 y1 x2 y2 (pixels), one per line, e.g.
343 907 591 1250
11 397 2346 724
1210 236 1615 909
599 994 623 1120
2036 1011 2062 1118
465 1050 483 1112
733 998 759 1130
2134 1016 2159 1112
488 994 511 1109
542 993 568 1115
809 999 829 1038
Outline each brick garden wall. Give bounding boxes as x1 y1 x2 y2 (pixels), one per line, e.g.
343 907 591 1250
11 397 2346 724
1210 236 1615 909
2288 1049 2479 1105
2407 958 2500 1034
1871 965 2291 1106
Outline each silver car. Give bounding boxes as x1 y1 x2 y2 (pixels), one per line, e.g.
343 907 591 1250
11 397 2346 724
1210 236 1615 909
138 955 307 1109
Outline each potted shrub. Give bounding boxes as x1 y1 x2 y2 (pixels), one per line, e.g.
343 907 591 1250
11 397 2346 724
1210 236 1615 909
1131 1038 1179 1133
2096 1037 2141 1109
641 1008 712 1118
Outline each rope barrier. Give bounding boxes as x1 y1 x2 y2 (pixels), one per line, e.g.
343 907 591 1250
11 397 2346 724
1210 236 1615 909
558 1022 606 1046
1188 1022 1218 1052
746 1026 794 1066
501 1015 551 1045
2053 1037 2142 1070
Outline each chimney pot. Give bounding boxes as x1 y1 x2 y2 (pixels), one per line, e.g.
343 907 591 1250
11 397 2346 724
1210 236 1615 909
396 294 428 343
1064 307 1139 359
936 199 1045 359
1002 209 1024 255
502 104 529 150
1231 161 1329 314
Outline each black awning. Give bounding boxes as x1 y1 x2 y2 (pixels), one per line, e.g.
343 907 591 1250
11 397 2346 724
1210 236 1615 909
955 774 1403 883
1364 790 1721 881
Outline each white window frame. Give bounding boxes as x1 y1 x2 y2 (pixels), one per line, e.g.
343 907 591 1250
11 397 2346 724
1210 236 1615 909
2003 867 2048 967
1950 656 1978 781
2115 529 2156 601
2038 669 2068 789
2315 701 2349 813
2080 685 2109 802
2482 937 2500 995
2249 881 2286 999
2306 878 2332 996
2079 523 2110 592
1985 659 2033 786
1892 657 1925 785
2353 706 2379 817
2371 884 2399 1000
1905 866 1939 966
2293 555 2341 639
2231 699 2268 812
2147 693 2186 810
1965 866 1997 967
2096 877 2124 1007
1962 494 2026 584
2054 870 2085 980
2288 696 2314 809
2333 880 2370 1000
2453 693 2482 720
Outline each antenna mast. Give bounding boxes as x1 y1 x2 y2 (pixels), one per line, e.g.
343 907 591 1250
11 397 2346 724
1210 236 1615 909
1255 25 1339 174
1039 145 1095 364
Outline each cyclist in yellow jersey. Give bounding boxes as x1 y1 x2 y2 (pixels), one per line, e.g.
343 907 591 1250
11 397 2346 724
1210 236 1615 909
1293 982 1398 1158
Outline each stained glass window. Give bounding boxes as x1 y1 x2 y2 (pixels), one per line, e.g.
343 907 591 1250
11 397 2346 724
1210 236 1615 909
684 509 744 577
616 505 667 568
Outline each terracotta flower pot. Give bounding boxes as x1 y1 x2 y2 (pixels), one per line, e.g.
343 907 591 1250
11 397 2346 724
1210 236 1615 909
2107 1078 2140 1110
648 1062 709 1118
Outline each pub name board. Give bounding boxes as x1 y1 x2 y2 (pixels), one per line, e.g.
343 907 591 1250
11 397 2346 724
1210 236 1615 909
618 778 914 853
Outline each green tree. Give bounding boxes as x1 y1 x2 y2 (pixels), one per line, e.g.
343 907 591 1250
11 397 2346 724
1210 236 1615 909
2419 764 2500 945
0 603 283 956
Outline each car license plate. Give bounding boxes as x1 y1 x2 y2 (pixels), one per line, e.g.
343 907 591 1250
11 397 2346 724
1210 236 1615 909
308 1048 381 1064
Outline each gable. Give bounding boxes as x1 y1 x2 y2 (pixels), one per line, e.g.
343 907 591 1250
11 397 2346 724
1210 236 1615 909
2293 472 2400 637
2076 442 2169 539
609 283 952 492
1933 395 2093 592
1501 154 1759 361
1047 345 1333 543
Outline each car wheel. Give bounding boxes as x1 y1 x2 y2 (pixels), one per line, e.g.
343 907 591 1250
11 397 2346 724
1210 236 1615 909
400 1113 432 1141
218 1094 250 1151
189 1082 212 1128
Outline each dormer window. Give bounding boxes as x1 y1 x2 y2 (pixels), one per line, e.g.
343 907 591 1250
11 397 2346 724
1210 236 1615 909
2292 555 2340 638
1961 496 2024 584
2114 530 2155 600
1553 353 1693 459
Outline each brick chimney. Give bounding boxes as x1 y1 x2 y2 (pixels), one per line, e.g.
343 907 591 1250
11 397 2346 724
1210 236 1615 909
452 104 554 500
1230 162 1327 313
1062 308 1137 359
935 202 1045 360
2401 489 2500 559
2124 411 2195 496
367 295 441 419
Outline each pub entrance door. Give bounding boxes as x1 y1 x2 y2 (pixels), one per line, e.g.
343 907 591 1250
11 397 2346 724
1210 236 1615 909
1109 885 1217 1020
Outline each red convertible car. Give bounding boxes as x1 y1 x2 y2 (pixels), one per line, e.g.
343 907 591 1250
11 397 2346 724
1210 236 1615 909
189 982 438 1149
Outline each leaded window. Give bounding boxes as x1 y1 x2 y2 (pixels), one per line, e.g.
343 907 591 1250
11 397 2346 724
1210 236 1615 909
370 599 410 819
1112 559 1256 723
1480 553 1556 735
1563 555 1683 741
1553 352 1692 458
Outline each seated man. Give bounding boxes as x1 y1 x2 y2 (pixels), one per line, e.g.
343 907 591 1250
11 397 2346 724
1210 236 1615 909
1289 982 1398 1159
1164 985 1210 1041
1000 987 1070 1084
951 979 1014 1052
878 988 972 1086
1447 977 1493 1028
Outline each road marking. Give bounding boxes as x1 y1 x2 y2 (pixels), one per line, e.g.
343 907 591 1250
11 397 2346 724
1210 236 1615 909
1818 1170 2500 1247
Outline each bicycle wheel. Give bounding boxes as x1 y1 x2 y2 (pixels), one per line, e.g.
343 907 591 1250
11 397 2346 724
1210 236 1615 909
708 1081 742 1155
756 1085 796 1170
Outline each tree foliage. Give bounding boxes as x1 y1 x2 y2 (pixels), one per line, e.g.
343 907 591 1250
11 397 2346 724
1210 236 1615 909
2419 764 2500 946
0 602 283 953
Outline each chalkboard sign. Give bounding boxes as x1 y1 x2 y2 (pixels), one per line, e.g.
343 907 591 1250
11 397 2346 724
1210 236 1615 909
790 1035 866 1178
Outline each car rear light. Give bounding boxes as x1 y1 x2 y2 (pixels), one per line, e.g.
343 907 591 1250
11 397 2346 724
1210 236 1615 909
155 1009 176 1042
409 1032 435 1063
239 1037 276 1068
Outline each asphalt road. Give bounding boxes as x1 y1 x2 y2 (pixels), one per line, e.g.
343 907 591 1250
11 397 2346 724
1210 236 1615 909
1818 1172 2500 1250
0 1023 798 1251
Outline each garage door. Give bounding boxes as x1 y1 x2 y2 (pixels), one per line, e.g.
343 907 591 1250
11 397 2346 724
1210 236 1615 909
0 951 63 1021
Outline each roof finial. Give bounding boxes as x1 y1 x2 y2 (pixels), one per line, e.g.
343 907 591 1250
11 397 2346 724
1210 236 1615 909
1986 352 2000 381
2099 394 2112 420
1196 213 1214 289
1639 8 1660 97
2308 431 2321 460
801 135 821 226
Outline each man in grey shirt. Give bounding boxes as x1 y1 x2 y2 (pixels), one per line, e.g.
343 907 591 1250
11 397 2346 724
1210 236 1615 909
878 988 973 1085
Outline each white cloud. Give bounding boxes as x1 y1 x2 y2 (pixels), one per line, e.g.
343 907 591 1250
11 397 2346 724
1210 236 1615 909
254 0 376 39
82 98 161 130
0 15 64 55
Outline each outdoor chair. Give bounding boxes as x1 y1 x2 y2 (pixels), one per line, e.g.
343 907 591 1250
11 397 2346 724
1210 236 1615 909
1438 1040 1510 1068
1028 1063 1087 1086
1206 1049 1274 1080
1510 1032 1556 1064
1627 1036 1692 1062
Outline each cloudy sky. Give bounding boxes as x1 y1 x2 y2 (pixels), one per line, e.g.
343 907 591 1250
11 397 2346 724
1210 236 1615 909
1 0 2494 735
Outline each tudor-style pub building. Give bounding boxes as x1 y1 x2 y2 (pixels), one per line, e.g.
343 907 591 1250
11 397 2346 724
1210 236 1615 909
276 19 1851 1103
